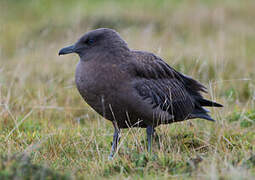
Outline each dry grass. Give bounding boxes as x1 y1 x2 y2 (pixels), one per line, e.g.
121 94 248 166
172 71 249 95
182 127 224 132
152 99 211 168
0 0 255 179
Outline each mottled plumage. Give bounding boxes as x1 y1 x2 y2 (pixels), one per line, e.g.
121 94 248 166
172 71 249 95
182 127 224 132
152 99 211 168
59 28 222 159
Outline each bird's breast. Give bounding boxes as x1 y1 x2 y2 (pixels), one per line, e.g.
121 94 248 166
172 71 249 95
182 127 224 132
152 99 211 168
75 60 132 121
75 60 125 93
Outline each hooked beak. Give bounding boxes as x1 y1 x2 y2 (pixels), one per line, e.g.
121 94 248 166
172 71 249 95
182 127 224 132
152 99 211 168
58 45 75 55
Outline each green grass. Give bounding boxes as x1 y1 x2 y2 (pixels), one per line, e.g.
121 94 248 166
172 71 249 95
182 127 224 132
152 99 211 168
0 0 255 179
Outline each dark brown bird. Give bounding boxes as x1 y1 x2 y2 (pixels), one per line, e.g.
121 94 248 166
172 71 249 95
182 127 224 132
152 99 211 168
59 28 222 159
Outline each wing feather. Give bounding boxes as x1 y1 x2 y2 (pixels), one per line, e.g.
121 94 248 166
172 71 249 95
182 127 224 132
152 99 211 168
134 78 194 122
130 50 211 123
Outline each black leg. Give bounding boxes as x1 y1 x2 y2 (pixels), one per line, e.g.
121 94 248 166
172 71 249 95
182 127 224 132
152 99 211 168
146 125 154 153
108 127 120 160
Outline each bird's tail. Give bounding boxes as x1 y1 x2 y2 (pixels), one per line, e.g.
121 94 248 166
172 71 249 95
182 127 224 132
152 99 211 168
189 98 222 121
189 107 215 122
198 98 223 107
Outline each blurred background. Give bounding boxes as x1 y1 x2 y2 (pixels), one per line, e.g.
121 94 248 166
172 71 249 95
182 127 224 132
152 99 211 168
0 0 255 179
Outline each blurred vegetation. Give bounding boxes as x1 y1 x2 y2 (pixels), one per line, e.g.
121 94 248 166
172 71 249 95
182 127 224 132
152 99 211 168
0 154 69 179
0 0 255 179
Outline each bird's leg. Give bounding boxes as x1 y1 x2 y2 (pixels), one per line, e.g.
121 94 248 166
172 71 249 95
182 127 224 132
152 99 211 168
146 125 155 153
108 126 120 160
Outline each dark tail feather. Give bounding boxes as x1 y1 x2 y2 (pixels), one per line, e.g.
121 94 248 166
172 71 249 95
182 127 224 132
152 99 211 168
198 99 223 107
189 108 215 122
191 113 215 122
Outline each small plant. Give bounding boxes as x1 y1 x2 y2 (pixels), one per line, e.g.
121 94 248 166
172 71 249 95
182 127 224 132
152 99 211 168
228 110 255 128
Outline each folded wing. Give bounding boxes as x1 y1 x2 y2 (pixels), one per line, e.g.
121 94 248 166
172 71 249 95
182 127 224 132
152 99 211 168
131 50 222 124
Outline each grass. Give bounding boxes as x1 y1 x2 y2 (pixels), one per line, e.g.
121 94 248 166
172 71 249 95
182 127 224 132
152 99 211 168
0 0 255 179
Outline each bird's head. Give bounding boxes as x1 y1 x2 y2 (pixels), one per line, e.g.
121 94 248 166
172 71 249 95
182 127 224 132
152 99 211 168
59 28 129 60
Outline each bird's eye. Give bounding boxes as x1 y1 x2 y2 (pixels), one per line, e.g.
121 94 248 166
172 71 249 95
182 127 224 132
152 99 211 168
85 38 94 45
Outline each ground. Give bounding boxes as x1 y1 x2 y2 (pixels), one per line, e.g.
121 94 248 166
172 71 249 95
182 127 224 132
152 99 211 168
0 0 255 179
